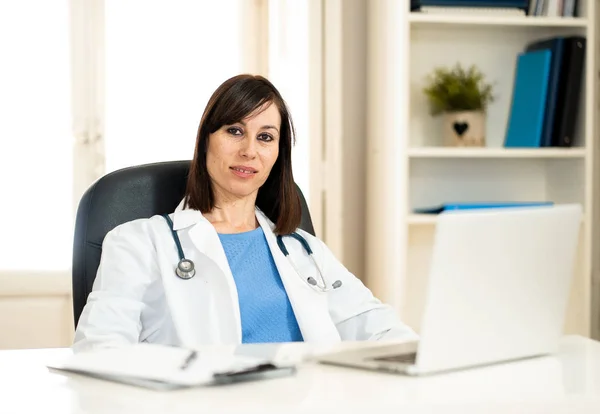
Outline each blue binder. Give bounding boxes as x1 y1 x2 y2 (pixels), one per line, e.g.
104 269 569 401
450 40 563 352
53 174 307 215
526 37 566 147
414 202 554 214
504 49 552 148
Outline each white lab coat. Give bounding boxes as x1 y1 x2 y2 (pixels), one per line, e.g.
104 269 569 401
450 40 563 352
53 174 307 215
73 201 417 352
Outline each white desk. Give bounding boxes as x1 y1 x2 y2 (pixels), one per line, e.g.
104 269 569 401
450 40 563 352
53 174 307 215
1 335 600 414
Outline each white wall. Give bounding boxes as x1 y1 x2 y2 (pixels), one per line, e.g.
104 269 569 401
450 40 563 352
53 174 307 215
365 0 409 311
321 0 369 281
0 273 73 349
341 0 368 281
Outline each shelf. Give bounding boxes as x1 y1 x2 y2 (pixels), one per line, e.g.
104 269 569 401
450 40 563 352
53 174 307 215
408 13 589 28
407 147 586 159
407 213 585 226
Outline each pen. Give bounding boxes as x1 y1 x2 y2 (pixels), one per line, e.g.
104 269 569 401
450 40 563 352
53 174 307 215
212 364 297 385
180 350 198 370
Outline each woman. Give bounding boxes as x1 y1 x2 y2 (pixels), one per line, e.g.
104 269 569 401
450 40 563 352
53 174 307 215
73 74 417 352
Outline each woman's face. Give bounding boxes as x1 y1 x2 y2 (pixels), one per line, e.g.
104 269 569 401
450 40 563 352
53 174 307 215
206 102 281 202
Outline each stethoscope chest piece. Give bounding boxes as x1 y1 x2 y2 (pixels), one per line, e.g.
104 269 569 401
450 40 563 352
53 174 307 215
176 259 196 280
162 213 197 280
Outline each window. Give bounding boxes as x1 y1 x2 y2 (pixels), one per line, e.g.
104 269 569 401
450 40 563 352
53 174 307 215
0 0 315 273
0 1 250 272
104 0 245 172
0 1 73 270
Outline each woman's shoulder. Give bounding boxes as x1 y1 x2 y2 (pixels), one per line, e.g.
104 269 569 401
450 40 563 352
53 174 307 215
103 214 173 244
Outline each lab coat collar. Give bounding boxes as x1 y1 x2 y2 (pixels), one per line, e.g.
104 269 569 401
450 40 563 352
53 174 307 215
172 198 207 231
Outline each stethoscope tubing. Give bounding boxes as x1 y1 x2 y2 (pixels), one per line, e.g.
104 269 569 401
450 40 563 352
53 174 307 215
160 214 341 291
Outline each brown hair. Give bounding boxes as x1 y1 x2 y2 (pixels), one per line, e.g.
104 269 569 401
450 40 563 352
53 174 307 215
184 74 301 235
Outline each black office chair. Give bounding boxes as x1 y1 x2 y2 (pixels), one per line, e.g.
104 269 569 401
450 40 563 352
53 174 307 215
72 160 316 328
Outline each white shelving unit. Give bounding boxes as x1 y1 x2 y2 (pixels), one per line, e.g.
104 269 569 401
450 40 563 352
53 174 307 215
407 147 587 158
408 13 589 27
366 1 599 339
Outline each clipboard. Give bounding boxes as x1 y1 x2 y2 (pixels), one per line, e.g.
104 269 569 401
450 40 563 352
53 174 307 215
47 343 297 390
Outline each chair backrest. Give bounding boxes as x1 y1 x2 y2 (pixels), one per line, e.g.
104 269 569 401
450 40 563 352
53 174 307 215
72 160 316 327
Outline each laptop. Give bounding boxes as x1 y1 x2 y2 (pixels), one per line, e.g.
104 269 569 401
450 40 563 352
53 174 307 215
317 204 582 376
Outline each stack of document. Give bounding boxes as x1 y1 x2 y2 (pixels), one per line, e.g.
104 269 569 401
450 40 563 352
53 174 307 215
419 6 526 15
48 343 296 390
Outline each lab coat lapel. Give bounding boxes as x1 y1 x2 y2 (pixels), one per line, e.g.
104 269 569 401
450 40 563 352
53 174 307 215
164 207 242 347
256 211 341 343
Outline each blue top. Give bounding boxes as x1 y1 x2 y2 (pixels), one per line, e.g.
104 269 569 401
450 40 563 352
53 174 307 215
218 227 304 343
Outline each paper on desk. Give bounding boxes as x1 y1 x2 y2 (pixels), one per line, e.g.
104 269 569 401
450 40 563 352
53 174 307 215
47 343 271 390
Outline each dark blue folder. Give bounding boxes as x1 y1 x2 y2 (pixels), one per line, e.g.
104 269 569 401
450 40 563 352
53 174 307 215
504 49 552 148
526 37 566 147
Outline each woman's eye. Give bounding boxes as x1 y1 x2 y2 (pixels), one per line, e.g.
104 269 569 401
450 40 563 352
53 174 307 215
227 127 243 136
258 133 274 142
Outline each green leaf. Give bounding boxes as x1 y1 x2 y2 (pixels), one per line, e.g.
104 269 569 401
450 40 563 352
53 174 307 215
422 63 495 116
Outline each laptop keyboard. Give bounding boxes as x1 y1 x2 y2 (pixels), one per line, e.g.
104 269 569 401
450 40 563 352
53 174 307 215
371 352 417 364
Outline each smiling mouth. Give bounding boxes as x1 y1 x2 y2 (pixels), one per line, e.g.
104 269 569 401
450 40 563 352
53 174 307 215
230 167 257 174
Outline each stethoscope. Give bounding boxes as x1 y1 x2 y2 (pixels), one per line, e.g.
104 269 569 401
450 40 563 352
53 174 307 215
161 214 342 292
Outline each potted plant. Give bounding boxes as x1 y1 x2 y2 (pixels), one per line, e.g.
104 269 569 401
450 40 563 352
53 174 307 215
423 63 495 147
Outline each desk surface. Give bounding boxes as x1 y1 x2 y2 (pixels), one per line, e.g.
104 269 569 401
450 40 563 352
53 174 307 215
1 336 600 414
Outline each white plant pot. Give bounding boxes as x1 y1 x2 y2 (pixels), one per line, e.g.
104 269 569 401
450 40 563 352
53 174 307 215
442 110 486 147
